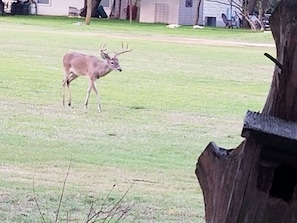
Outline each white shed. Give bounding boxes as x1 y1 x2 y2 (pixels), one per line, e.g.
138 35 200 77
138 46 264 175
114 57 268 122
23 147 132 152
139 0 202 25
139 0 240 27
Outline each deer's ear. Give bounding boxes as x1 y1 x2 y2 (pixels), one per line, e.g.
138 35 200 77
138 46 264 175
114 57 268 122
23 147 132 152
101 52 111 60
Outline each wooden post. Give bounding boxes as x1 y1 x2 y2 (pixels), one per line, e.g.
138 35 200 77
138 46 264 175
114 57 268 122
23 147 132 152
195 1 297 222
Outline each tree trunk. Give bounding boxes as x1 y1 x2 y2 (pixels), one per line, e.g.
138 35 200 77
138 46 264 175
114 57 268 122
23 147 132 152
242 0 258 28
129 0 132 24
196 0 297 222
262 1 297 120
85 0 92 25
194 0 202 25
260 0 270 17
80 0 102 19
258 0 270 30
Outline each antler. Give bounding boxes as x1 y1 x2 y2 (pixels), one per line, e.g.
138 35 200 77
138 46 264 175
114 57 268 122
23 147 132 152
115 43 132 56
100 43 109 59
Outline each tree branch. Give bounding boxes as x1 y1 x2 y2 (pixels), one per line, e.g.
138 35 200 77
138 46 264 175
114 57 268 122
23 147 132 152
55 161 72 223
206 0 230 6
85 183 134 223
33 179 47 223
264 53 283 70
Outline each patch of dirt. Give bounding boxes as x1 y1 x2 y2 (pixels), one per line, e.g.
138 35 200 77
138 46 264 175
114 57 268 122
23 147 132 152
3 25 274 48
131 35 275 48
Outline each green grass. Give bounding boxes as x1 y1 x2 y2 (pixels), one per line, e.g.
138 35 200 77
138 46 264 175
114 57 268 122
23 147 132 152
0 16 275 222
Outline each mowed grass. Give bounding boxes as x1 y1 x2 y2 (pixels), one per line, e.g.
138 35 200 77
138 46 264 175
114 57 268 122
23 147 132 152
0 16 275 222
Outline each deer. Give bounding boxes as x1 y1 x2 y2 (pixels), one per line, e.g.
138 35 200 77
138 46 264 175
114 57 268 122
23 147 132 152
62 43 132 112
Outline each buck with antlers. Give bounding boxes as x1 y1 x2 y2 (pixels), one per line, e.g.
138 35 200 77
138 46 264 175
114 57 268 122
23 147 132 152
62 43 132 112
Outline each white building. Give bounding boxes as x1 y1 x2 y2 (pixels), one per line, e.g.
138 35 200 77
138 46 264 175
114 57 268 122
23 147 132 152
139 0 239 27
3 0 239 27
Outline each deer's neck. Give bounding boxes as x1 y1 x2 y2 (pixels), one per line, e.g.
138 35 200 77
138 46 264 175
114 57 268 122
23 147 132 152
97 65 112 79
97 67 112 79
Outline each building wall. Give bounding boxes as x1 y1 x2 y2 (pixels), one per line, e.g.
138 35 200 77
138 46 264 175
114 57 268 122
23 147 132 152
138 0 239 27
202 0 240 27
139 0 180 24
37 0 113 16
2 0 79 15
139 0 204 26
23 0 239 27
37 0 83 16
178 0 203 25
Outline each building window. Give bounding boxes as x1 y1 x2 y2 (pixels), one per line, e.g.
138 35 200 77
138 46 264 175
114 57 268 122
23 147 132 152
185 0 193 7
37 0 50 5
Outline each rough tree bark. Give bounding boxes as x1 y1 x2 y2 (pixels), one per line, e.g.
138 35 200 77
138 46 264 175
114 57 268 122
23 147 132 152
196 1 297 222
85 0 92 25
242 0 258 28
262 1 297 120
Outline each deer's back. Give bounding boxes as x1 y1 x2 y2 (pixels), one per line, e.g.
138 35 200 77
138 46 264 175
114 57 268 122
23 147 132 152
63 52 108 78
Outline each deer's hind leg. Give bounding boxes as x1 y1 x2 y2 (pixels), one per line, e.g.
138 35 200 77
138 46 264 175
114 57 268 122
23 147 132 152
63 72 78 107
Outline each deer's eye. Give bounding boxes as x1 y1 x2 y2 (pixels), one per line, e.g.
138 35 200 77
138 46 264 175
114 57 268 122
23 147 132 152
110 61 114 65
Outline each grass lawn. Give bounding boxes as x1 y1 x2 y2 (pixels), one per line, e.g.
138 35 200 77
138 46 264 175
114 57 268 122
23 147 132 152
0 16 275 222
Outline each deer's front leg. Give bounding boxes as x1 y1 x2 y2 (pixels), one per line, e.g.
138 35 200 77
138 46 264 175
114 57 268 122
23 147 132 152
91 81 102 112
84 81 93 109
62 79 66 106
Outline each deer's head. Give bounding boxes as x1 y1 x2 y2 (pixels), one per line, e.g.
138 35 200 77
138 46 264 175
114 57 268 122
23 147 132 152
100 43 132 72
